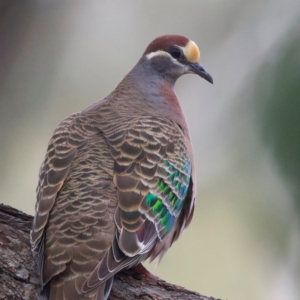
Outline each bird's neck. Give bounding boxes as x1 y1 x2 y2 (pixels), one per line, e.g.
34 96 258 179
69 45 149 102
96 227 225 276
110 61 189 134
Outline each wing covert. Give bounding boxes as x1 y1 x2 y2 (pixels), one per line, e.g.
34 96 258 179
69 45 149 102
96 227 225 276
109 116 192 257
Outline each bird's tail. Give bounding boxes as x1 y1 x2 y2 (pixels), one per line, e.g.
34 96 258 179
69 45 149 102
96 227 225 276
38 276 114 300
38 282 50 300
96 277 113 300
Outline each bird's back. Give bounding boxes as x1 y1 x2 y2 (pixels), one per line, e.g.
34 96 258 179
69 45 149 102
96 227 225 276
32 98 194 299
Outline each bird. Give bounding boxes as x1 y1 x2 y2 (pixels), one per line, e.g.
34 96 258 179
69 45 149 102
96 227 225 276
30 34 213 300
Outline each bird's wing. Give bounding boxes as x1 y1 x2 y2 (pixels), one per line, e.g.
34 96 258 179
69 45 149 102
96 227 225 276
83 115 194 291
31 110 194 298
30 112 100 284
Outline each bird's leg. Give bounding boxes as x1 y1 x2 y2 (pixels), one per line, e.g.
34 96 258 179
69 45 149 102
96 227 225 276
130 263 160 280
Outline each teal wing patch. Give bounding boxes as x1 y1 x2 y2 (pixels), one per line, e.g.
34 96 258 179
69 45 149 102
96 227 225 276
145 158 191 235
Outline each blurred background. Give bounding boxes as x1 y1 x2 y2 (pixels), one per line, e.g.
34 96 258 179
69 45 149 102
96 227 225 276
1 1 300 299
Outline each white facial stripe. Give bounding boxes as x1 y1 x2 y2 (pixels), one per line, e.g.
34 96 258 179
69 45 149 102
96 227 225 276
146 51 170 60
146 51 184 67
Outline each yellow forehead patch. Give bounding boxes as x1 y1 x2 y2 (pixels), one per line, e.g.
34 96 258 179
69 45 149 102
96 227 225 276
182 40 200 63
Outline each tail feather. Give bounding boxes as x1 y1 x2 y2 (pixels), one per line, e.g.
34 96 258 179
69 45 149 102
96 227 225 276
38 282 50 300
96 277 113 300
39 276 114 300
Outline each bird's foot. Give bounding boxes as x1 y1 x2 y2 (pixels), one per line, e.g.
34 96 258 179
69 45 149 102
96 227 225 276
131 264 160 280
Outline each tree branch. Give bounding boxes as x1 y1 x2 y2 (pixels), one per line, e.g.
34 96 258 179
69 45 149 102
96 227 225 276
0 204 220 300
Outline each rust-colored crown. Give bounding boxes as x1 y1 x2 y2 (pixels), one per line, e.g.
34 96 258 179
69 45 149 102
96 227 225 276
143 35 190 56
143 35 200 63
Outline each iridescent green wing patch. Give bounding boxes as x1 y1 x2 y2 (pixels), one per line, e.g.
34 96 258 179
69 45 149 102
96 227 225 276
145 156 191 235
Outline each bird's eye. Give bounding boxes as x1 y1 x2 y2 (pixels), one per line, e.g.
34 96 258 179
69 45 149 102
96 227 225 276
170 47 182 59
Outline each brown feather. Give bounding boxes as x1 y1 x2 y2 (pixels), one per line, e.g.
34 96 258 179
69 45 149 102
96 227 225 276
31 35 198 300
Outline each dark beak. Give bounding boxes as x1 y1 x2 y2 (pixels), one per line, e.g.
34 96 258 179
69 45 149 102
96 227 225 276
189 62 213 84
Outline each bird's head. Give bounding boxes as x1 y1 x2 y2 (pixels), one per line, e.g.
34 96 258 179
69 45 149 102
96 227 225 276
141 35 213 84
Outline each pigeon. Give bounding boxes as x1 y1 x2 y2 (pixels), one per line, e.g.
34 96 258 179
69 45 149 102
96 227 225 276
31 34 213 300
